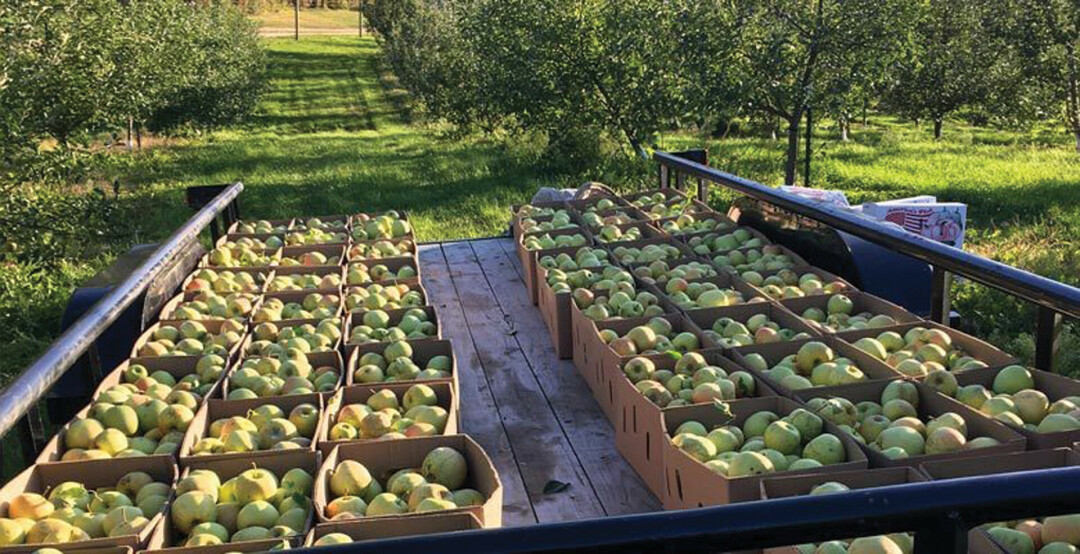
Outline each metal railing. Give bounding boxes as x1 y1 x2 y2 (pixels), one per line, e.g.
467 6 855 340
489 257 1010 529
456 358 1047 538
0 183 243 467
654 150 1080 372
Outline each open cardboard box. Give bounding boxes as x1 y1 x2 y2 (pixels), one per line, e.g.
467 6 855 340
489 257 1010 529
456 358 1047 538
279 244 346 267
305 511 483 546
795 380 1027 468
178 392 325 463
730 336 903 400
778 291 923 334
158 291 260 323
346 339 458 397
529 244 607 315
743 264 857 300
661 396 868 509
345 305 440 354
612 349 776 499
692 225 774 257
684 300 821 350
227 219 295 234
0 456 177 552
291 214 352 231
954 366 1080 450
347 257 421 286
318 382 459 456
510 200 571 240
180 268 273 295
343 278 429 314
259 290 344 324
39 357 221 463
651 272 766 316
576 205 653 233
151 450 320 551
197 248 282 272
239 318 342 358
622 187 688 205
710 244 809 274
655 212 737 242
570 300 606 400
315 436 503 527
222 350 343 398
603 236 696 264
131 320 246 361
216 233 285 250
516 227 594 305
347 239 417 264
836 321 1019 372
264 265 345 294
624 256 720 289
592 220 666 245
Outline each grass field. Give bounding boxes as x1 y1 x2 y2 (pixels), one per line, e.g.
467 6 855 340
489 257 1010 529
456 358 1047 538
254 7 361 35
3 35 1079 385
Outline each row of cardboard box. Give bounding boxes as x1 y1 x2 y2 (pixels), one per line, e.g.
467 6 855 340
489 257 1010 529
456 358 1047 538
198 243 421 279
2 435 502 553
224 212 414 244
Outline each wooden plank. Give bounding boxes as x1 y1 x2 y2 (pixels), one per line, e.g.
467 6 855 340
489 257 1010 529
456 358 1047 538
485 239 661 515
440 241 606 523
416 244 537 526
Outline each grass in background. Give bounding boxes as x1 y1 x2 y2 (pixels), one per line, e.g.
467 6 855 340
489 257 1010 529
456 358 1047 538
254 7 362 32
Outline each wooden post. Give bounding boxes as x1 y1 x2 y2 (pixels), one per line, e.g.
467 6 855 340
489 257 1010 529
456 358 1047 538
294 0 299 40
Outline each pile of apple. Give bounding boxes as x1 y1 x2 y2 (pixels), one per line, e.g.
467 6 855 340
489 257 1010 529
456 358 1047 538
61 359 221 459
233 220 290 234
352 343 452 384
602 317 700 358
630 193 695 219
191 402 320 456
185 269 265 294
788 482 914 553
207 243 280 268
798 294 899 333
701 313 814 348
580 209 638 230
346 262 418 285
622 352 756 408
937 365 1080 435
169 292 257 321
658 214 729 236
344 283 425 312
670 405 850 477
228 350 341 398
136 321 244 358
849 326 990 377
983 516 1080 554
348 239 413 260
296 217 347 231
278 250 335 267
662 279 745 310
327 384 449 441
688 228 767 256
576 286 665 321
266 272 342 292
324 447 484 519
522 232 589 251
519 211 578 234
285 227 347 246
253 294 340 322
515 205 558 220
169 465 314 545
539 246 608 278
809 381 996 459
632 261 717 286
610 243 683 265
742 268 850 300
594 225 643 243
247 320 342 356
0 471 171 545
711 246 799 274
348 309 436 345
352 212 412 241
741 341 871 390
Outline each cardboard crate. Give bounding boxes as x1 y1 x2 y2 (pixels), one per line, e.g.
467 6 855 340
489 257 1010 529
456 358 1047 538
223 350 343 398
612 349 776 499
591 221 667 245
836 321 1018 372
652 272 765 316
575 205 653 233
603 236 696 265
264 265 345 294
684 301 822 350
343 279 429 314
689 226 774 257
710 244 809 274
510 201 570 240
154 450 319 550
779 291 923 334
159 291 261 323
955 366 1080 450
622 187 688 205
38 357 220 463
661 396 869 508
227 219 295 234
346 340 457 397
730 337 904 399
177 393 326 463
656 214 738 244
180 268 273 295
239 318 343 358
278 244 346 268
517 228 594 305
346 239 417 263
315 435 503 527
257 290 344 324
215 233 283 249
197 248 281 271
305 511 483 546
624 256 719 288
740 264 857 299
564 192 632 214
131 319 246 361
795 381 1027 468
345 305 440 354
292 214 352 232
536 268 574 359
318 382 459 456
0 456 177 552
347 257 421 286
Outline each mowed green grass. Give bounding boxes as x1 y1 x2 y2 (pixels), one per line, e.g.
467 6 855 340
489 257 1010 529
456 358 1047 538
254 7 360 30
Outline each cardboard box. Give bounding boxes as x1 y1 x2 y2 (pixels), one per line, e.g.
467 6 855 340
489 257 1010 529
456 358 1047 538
683 301 822 350
517 228 594 305
652 272 765 316
744 265 857 300
265 265 345 294
510 201 569 240
318 382 459 456
603 236 696 264
197 248 281 271
239 318 342 359
347 239 417 263
779 291 923 334
158 291 261 323
131 319 246 361
153 450 319 550
315 435 503 527
0 456 177 552
257 290 344 324
216 233 284 249
795 381 1027 468
654 212 738 241
622 187 688 205
345 340 457 396
710 244 808 274
292 214 352 231
345 306 440 354
38 357 221 463
223 351 343 398
612 349 776 499
693 226 774 256
563 193 632 214
955 366 1080 449
730 337 903 399
624 256 719 288
347 257 421 286
227 219 295 234
177 393 326 463
278 244 346 268
305 512 483 546
661 396 869 509
575 205 652 233
343 279 429 314
836 321 1018 372
536 268 574 359
592 221 666 245
180 268 273 295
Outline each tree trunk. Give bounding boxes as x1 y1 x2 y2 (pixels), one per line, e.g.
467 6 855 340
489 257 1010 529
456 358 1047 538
629 136 649 161
840 116 849 141
1065 42 1080 152
862 97 868 126
784 114 800 186
933 118 943 140
127 117 134 151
